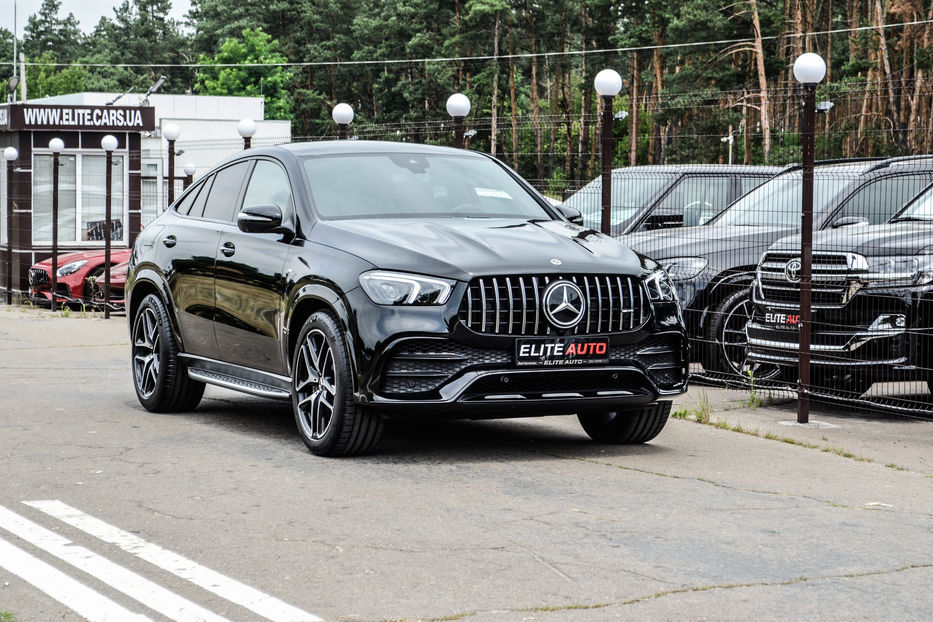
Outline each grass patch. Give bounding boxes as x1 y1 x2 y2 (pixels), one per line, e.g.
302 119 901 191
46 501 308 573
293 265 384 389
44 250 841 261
2 613 18 622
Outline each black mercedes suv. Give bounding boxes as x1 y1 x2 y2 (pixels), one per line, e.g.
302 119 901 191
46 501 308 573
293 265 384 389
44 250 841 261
126 141 688 456
748 182 933 397
621 156 933 379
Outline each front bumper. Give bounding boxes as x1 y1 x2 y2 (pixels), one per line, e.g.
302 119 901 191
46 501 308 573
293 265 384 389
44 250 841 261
747 287 932 378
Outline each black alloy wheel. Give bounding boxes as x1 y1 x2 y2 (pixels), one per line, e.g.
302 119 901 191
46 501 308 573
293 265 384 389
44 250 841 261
131 294 204 412
292 311 383 456
705 289 779 382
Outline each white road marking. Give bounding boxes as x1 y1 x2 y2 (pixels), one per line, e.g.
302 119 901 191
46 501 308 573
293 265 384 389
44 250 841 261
0 504 231 622
26 499 322 622
0 535 154 622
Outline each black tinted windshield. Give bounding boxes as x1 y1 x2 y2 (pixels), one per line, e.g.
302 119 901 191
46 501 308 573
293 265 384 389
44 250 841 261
563 173 676 230
711 172 850 226
302 153 550 220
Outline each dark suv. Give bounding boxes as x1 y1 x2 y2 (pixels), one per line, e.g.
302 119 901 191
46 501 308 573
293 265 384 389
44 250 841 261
562 165 781 235
621 156 933 378
748 182 933 397
126 141 688 456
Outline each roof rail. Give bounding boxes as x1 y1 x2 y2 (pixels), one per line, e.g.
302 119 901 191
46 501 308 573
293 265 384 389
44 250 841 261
866 153 933 173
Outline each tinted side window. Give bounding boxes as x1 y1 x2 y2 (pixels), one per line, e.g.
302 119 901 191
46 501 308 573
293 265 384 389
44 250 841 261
647 176 731 228
242 160 293 210
174 181 205 215
740 175 770 195
202 162 251 222
835 174 933 224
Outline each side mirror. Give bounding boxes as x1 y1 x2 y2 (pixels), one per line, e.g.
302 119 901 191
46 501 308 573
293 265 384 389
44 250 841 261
832 216 870 228
556 204 584 226
238 204 284 234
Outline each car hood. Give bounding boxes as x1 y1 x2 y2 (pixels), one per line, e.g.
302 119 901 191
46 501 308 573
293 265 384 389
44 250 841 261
310 218 648 280
622 224 798 261
34 248 133 269
769 222 933 257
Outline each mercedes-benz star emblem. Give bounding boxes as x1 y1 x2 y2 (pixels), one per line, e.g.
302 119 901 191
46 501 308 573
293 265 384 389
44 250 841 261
784 258 802 283
543 281 586 329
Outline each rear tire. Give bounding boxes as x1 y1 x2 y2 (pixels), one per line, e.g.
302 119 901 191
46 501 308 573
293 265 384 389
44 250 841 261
292 311 384 456
578 401 672 444
131 294 204 412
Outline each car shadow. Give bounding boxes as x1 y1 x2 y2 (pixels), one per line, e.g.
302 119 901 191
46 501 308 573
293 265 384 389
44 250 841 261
185 391 672 463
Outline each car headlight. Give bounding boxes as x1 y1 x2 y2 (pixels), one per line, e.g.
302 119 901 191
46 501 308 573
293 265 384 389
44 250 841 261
644 269 678 302
56 260 88 277
660 257 708 281
359 270 455 305
858 254 933 287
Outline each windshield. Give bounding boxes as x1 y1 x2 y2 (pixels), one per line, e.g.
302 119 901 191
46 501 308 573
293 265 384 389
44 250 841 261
896 185 933 221
562 172 676 230
711 172 850 226
302 153 551 220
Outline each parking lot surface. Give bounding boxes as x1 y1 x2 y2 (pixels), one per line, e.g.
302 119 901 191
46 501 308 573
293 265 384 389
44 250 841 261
1 306 931 621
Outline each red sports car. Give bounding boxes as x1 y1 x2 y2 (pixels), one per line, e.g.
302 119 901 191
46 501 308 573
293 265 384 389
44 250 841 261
28 249 133 309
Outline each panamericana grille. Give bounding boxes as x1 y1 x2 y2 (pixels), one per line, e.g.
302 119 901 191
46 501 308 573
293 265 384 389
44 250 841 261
756 251 859 310
28 268 50 288
458 274 648 336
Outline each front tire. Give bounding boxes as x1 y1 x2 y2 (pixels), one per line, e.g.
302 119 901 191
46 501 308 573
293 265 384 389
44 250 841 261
131 294 204 412
292 311 383 456
578 401 672 444
703 289 778 381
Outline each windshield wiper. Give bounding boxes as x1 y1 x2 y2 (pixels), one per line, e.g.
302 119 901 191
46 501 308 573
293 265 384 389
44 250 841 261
889 215 932 223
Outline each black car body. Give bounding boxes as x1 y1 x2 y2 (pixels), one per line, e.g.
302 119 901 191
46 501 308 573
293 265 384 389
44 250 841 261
620 156 933 378
748 184 933 395
562 165 781 235
126 141 688 456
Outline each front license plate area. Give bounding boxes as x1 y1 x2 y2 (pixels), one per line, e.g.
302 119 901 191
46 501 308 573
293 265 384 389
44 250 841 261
763 311 803 331
515 336 610 367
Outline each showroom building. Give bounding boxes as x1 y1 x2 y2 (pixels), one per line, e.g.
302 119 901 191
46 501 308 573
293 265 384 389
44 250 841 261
1 93 290 297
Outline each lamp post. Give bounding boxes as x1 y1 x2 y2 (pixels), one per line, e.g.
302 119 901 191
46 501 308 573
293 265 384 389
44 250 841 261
237 118 256 150
793 52 826 425
4 146 16 304
163 122 180 206
594 69 623 236
101 134 118 320
332 103 354 140
49 138 64 313
183 163 196 190
446 93 471 148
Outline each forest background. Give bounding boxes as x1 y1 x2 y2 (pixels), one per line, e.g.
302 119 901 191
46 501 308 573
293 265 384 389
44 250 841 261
3 0 932 191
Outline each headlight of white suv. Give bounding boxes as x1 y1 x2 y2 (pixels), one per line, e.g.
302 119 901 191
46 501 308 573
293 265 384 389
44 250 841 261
359 270 455 305
56 260 88 277
660 257 708 281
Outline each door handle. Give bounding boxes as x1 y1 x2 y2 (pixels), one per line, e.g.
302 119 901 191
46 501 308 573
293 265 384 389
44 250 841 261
162 235 177 248
221 241 236 257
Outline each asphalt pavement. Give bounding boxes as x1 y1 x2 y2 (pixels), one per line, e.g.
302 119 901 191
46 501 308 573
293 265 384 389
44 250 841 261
0 304 931 621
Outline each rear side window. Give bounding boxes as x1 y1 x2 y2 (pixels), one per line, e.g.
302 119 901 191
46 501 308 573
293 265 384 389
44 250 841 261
202 162 251 222
174 181 205 216
835 173 933 224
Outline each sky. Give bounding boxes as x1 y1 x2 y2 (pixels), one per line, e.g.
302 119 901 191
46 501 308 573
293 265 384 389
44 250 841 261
3 0 193 35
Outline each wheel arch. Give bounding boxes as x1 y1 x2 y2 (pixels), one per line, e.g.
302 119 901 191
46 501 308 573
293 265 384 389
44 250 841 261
696 267 758 333
285 284 358 385
127 269 179 338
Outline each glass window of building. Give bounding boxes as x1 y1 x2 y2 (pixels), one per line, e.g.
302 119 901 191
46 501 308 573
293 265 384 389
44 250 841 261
32 152 127 245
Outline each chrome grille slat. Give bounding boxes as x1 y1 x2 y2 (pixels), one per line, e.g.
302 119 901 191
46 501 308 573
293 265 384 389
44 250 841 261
460 274 648 336
757 251 855 309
